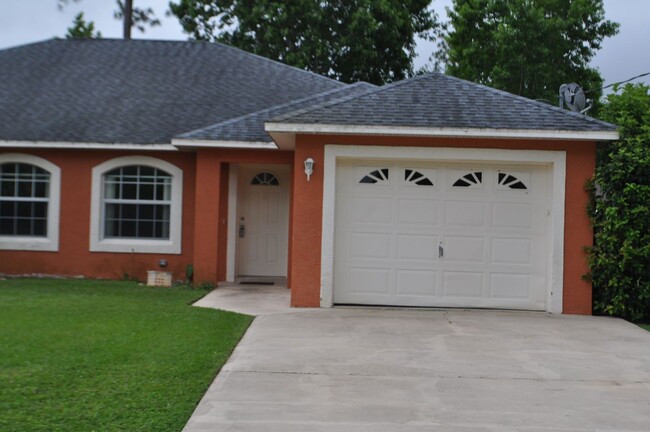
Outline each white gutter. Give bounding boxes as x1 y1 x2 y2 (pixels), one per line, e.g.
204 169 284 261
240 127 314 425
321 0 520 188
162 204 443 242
172 138 278 150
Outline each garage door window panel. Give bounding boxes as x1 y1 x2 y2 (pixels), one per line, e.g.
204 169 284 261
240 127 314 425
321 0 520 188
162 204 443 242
452 171 483 188
358 167 390 185
497 171 529 190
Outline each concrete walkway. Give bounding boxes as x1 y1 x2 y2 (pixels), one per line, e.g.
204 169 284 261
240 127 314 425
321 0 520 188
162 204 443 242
185 287 650 431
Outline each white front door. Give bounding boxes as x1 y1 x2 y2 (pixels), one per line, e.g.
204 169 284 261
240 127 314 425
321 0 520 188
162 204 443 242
334 160 550 310
237 165 290 277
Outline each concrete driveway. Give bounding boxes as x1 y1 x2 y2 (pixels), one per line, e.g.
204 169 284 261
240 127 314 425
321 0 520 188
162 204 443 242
185 289 650 431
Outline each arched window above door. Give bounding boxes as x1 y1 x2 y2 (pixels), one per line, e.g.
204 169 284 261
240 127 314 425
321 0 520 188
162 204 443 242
251 172 279 186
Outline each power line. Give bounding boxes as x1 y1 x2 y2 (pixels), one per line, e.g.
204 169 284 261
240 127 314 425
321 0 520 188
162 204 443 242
586 71 650 93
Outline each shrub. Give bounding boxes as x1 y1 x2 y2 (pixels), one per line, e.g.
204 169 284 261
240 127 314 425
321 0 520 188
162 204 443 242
588 83 650 321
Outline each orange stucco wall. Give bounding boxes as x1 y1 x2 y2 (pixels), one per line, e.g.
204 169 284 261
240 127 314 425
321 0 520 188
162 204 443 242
288 135 597 314
0 149 197 281
190 148 294 284
1 137 595 315
0 147 293 286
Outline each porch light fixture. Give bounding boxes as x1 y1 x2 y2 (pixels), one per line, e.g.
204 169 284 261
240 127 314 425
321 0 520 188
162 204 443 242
304 157 314 181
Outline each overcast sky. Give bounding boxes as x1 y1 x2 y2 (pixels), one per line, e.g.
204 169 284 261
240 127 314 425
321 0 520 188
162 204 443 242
0 0 648 92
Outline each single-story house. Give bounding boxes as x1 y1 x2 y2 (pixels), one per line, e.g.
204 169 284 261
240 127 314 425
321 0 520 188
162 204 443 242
0 39 618 314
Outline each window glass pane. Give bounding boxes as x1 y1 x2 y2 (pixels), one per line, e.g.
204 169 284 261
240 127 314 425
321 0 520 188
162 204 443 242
0 218 14 235
140 183 154 200
34 202 47 218
0 201 14 217
122 166 138 177
121 220 137 237
138 220 154 238
1 163 17 175
140 166 155 178
33 219 47 236
17 180 32 197
0 180 15 197
17 218 31 235
122 182 137 200
34 180 48 198
122 204 137 220
17 202 32 217
139 204 154 220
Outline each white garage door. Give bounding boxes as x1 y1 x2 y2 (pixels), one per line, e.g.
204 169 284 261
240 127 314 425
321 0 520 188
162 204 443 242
334 160 550 310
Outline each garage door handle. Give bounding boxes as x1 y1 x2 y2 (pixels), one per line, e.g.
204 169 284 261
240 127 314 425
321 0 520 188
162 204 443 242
438 242 444 258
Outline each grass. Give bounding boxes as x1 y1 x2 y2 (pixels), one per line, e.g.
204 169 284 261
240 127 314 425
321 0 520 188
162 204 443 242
0 278 253 432
639 324 650 331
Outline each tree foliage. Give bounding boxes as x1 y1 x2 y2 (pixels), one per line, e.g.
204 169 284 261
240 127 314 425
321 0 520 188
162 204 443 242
588 83 650 321
58 0 160 39
66 12 101 39
439 0 619 103
168 0 438 84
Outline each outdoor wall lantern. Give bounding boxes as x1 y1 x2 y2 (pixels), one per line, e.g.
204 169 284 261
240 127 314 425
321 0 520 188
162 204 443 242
304 157 314 181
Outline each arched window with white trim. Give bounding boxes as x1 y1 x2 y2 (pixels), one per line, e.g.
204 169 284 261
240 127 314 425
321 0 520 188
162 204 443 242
90 156 183 254
0 154 60 251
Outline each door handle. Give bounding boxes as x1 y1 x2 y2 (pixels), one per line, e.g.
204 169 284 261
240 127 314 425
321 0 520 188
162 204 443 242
438 242 444 258
239 224 245 238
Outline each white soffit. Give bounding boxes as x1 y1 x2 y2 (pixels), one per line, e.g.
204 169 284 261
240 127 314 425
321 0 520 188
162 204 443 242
264 123 619 144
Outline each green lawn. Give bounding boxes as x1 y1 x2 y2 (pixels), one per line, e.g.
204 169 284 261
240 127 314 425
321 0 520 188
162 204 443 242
0 278 253 432
639 324 650 331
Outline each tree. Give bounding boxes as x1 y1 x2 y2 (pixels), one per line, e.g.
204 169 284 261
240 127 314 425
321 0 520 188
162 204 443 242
57 0 160 40
588 83 650 321
168 0 438 84
439 0 619 103
114 0 160 40
66 12 101 39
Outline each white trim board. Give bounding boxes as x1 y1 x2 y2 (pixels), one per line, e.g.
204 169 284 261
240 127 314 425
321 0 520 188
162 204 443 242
0 140 178 151
320 145 566 314
265 123 618 142
226 164 239 282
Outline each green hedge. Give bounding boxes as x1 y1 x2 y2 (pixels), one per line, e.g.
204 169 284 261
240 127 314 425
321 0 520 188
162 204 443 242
587 83 650 322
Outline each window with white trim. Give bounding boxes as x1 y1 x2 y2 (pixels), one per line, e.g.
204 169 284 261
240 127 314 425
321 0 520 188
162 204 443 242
90 156 183 254
0 154 60 251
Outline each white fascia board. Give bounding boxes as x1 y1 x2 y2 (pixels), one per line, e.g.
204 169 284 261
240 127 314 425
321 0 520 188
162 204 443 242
172 138 278 150
264 123 619 142
0 140 178 151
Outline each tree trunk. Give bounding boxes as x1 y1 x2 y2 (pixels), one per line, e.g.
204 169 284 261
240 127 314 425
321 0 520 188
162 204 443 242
123 0 133 40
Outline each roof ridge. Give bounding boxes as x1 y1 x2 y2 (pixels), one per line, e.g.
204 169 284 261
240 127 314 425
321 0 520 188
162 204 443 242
203 41 347 87
177 82 374 138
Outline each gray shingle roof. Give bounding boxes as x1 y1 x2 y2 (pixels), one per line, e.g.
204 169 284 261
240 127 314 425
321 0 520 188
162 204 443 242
269 72 617 132
0 38 343 144
178 82 375 143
